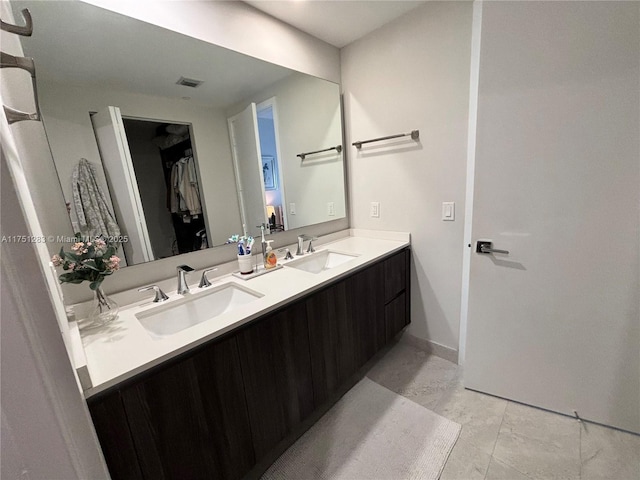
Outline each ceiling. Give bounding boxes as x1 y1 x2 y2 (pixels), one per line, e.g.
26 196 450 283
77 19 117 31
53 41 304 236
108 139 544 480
13 0 428 108
15 0 296 108
244 1 428 48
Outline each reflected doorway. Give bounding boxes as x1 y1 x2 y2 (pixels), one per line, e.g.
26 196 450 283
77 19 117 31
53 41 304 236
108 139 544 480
122 118 209 258
257 98 288 233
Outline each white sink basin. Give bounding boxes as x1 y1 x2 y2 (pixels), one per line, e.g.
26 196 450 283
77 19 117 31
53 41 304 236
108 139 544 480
136 283 263 339
285 250 359 274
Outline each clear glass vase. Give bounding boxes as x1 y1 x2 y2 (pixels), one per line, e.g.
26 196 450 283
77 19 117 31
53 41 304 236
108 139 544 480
89 286 119 326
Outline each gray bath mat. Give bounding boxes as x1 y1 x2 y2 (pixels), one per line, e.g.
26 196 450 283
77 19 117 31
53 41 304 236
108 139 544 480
262 377 461 480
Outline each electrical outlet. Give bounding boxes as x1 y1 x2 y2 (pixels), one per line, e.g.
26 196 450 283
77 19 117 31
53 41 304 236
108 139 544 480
370 201 380 218
327 202 335 216
289 203 296 215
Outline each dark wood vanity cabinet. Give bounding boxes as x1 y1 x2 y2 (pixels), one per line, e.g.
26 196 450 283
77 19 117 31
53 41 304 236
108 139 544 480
87 247 410 480
88 336 255 480
236 300 315 459
306 262 385 405
384 247 411 341
88 391 143 479
307 248 410 405
118 335 254 480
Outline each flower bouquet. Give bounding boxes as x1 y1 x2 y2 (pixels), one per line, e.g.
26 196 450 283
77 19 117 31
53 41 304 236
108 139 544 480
52 234 121 325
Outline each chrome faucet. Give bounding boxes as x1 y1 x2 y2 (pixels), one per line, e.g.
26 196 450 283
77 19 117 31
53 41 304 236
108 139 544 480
306 236 317 254
176 264 194 294
138 285 169 302
198 268 218 288
296 235 309 256
296 235 317 256
280 248 294 260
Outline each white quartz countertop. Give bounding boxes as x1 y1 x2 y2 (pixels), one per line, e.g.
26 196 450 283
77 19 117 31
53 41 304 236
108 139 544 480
80 230 409 398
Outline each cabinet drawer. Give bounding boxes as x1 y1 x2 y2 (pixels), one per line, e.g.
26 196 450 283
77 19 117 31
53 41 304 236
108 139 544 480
384 249 409 303
385 291 408 341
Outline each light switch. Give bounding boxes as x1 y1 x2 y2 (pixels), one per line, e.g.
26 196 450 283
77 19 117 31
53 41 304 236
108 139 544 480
442 202 455 221
327 202 335 216
289 203 296 215
370 202 380 218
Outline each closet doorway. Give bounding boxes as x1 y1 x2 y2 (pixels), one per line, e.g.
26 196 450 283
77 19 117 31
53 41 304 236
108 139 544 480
121 118 209 259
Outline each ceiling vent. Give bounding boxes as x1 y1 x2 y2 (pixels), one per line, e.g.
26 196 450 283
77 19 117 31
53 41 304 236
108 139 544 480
176 77 204 88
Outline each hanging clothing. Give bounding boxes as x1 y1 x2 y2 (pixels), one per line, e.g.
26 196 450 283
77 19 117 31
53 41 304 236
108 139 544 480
72 158 121 239
169 156 202 216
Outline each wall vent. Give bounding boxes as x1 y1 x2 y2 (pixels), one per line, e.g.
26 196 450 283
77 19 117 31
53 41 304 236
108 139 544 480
176 77 204 88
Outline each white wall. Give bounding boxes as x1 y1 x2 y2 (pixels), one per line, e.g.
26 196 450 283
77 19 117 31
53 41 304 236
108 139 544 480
341 1 474 355
82 0 341 84
39 79 242 251
230 73 345 230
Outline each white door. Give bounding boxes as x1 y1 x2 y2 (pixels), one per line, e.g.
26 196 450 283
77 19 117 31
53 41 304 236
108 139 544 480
228 103 268 234
91 107 154 264
464 2 639 433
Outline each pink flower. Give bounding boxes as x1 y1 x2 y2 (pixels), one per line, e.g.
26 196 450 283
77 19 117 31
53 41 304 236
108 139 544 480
94 239 107 251
71 242 84 252
68 262 76 270
51 254 63 267
106 255 120 272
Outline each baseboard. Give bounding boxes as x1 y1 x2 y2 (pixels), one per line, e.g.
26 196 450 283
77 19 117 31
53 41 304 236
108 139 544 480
399 332 459 365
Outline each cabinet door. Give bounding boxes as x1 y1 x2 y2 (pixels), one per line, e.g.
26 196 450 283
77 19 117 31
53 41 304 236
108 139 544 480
120 336 255 480
88 392 143 480
347 262 385 367
237 301 314 460
306 281 357 405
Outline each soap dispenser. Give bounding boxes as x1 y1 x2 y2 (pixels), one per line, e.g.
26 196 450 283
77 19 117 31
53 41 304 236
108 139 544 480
264 240 277 269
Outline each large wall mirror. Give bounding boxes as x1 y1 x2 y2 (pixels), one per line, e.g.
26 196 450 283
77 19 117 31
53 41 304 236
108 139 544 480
13 0 346 268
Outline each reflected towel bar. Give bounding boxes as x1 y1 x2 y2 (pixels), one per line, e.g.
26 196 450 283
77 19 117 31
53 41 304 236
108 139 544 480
1 8 33 36
352 130 419 149
1 9 41 125
297 145 342 160
1 54 41 124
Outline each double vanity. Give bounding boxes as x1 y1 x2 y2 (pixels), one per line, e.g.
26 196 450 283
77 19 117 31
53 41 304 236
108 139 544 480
77 230 411 479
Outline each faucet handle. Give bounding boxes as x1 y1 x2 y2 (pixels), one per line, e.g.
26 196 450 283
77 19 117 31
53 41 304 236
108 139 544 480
306 236 318 254
279 248 294 260
199 268 218 288
138 285 169 302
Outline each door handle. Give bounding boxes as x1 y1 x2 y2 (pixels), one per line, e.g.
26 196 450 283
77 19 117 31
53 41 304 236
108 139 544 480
476 241 509 255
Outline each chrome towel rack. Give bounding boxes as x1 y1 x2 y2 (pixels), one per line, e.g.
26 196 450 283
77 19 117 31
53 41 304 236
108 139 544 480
352 130 419 149
1 8 41 125
297 145 342 160
0 8 32 36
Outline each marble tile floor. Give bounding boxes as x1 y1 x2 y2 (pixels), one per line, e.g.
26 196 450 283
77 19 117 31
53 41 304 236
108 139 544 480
365 341 640 480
